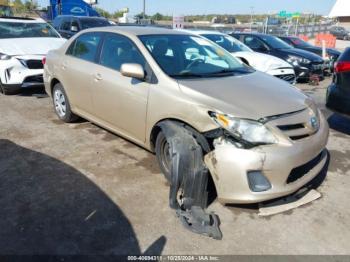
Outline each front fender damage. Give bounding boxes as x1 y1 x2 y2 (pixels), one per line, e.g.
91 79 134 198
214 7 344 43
158 121 222 240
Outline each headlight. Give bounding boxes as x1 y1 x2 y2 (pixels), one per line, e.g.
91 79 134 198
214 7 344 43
287 55 311 65
209 112 278 145
0 53 11 60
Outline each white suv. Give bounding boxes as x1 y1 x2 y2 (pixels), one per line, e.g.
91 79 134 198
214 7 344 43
0 17 66 94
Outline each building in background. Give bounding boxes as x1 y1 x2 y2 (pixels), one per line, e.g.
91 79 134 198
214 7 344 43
329 0 350 27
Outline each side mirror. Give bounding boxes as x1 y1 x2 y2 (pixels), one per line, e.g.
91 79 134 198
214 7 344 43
121 63 145 80
71 25 78 32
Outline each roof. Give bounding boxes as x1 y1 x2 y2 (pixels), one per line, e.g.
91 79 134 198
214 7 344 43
54 15 107 20
85 26 190 36
329 0 350 18
178 29 225 36
0 17 45 23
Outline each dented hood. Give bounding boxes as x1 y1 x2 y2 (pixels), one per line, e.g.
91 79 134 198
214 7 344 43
0 38 66 56
178 71 308 120
233 51 292 72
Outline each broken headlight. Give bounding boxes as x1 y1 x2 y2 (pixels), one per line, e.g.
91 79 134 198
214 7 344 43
209 112 278 145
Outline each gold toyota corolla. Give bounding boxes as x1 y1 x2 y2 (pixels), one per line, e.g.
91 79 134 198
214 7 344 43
44 26 329 204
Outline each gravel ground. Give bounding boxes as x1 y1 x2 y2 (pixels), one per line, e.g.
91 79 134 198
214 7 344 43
0 78 349 256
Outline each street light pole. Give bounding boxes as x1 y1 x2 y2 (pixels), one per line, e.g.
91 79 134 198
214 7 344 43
250 6 254 31
143 0 146 19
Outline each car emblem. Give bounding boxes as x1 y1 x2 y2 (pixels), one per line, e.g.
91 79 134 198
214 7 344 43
310 116 319 131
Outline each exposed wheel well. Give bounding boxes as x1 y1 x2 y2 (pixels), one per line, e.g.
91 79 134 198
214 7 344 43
50 78 61 95
150 119 210 153
152 119 218 205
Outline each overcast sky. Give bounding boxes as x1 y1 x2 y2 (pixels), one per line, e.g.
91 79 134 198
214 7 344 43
37 0 337 16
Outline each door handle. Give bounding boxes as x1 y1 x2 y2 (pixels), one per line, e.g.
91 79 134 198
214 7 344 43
94 73 102 81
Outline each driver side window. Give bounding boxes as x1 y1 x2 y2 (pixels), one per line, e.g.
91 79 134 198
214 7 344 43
99 33 146 72
244 36 265 50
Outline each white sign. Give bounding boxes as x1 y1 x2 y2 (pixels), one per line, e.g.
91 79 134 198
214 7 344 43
84 0 98 5
173 15 184 29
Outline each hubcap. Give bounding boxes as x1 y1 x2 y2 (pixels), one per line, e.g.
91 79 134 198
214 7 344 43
54 89 66 118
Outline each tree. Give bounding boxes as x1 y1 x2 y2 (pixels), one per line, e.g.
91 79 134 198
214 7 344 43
13 0 25 13
94 7 111 18
23 0 38 11
152 12 163 21
112 10 125 18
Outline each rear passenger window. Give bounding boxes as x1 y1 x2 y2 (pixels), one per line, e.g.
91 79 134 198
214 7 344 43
60 19 71 31
99 33 146 71
66 33 101 63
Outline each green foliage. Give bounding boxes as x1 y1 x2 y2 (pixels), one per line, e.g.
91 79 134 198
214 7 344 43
23 0 38 11
12 0 25 13
94 7 111 18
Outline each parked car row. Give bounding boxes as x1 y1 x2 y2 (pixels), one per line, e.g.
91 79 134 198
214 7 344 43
232 33 326 81
183 30 297 84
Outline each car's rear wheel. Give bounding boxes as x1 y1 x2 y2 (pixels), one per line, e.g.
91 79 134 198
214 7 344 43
52 83 78 123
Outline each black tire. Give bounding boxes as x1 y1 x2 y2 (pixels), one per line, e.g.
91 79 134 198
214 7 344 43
0 80 16 95
52 83 78 123
155 131 172 181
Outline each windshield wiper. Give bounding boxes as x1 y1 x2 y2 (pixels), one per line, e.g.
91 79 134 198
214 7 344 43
205 68 252 76
170 68 252 79
169 72 205 78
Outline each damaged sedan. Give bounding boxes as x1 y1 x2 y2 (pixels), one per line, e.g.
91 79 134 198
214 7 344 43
43 27 329 239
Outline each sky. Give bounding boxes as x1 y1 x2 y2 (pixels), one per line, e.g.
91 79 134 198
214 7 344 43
37 0 338 16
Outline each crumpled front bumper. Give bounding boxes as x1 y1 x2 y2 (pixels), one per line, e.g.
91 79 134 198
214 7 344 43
204 113 329 204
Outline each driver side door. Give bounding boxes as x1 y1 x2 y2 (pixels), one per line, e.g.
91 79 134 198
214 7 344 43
92 33 150 143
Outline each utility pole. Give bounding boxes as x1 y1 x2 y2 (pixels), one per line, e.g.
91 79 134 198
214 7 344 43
250 6 254 31
143 0 146 19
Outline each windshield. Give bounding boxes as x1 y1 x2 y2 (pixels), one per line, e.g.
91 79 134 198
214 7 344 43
260 35 293 49
80 19 110 30
139 34 253 78
290 37 312 47
0 22 60 39
201 34 252 53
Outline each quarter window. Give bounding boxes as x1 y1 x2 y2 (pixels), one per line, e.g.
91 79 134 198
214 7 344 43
67 33 101 63
99 33 146 71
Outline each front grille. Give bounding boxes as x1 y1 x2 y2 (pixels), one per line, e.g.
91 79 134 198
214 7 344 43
23 75 43 83
287 151 324 184
276 122 311 140
267 108 319 141
275 74 296 84
310 62 324 75
25 60 43 69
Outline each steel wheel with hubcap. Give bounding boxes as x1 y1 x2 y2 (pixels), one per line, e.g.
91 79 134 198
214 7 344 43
52 83 78 123
54 89 67 118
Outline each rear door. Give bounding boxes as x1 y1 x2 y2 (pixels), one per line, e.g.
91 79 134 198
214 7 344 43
92 33 150 142
59 32 103 115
